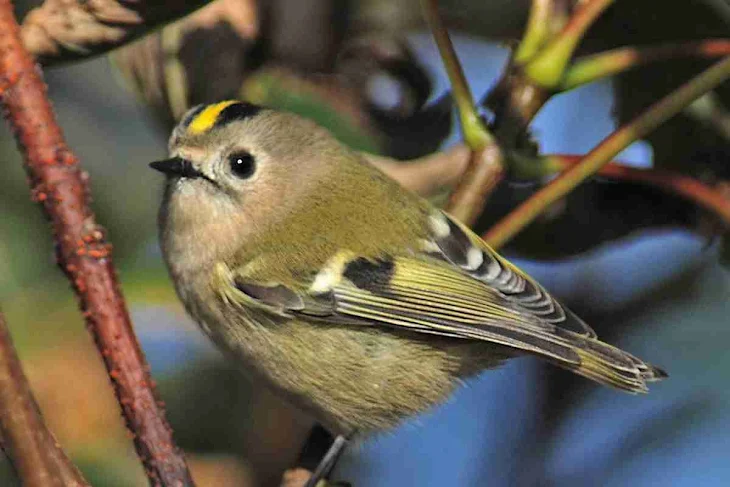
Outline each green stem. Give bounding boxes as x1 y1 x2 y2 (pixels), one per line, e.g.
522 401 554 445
420 0 493 149
515 0 555 64
484 56 730 249
562 39 730 90
524 0 614 88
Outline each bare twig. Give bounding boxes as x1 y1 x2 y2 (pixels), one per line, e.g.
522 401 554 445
562 39 730 89
420 0 505 225
0 1 193 485
0 310 89 487
21 0 215 65
420 0 493 149
484 56 730 249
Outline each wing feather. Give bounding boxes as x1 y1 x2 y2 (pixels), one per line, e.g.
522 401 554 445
429 212 597 338
223 233 665 392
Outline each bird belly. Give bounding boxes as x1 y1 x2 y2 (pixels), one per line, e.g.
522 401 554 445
209 315 486 435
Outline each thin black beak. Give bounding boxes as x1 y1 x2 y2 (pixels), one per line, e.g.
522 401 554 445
149 156 219 187
149 157 208 180
149 157 186 176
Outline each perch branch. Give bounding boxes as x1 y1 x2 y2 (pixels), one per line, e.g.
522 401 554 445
0 1 194 485
0 310 89 487
484 56 730 249
562 39 730 90
421 0 505 226
20 0 215 65
446 146 505 225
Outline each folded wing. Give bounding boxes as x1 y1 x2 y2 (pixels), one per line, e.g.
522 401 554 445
225 249 665 393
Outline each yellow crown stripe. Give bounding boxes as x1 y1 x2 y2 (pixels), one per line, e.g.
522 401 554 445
187 100 238 135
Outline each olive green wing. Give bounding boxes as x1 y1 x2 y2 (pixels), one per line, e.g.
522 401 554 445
224 254 576 357
219 252 664 393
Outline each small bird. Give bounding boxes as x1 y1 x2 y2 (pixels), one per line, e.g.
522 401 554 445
151 100 666 485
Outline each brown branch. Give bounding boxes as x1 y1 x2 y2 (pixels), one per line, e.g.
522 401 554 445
446 145 505 225
20 0 217 65
364 145 471 197
483 68 550 146
0 310 89 487
0 1 193 486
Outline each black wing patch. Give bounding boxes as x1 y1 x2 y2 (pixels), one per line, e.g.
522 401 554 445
343 257 395 291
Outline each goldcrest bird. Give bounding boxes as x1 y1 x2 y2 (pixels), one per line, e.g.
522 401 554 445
151 100 666 483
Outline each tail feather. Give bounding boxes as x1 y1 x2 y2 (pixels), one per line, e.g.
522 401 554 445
473 323 667 393
554 330 667 393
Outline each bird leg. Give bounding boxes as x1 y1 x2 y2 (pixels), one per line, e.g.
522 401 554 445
303 434 349 487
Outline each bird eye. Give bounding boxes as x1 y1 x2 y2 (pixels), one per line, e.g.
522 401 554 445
228 151 256 179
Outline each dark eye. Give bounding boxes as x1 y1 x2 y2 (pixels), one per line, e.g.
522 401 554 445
228 151 256 178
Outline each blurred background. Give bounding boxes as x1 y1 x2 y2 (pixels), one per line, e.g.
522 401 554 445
1 0 729 485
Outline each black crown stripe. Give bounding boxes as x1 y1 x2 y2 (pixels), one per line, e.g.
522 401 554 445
214 102 263 128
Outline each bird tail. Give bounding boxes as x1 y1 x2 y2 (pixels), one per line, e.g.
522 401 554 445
549 329 667 393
